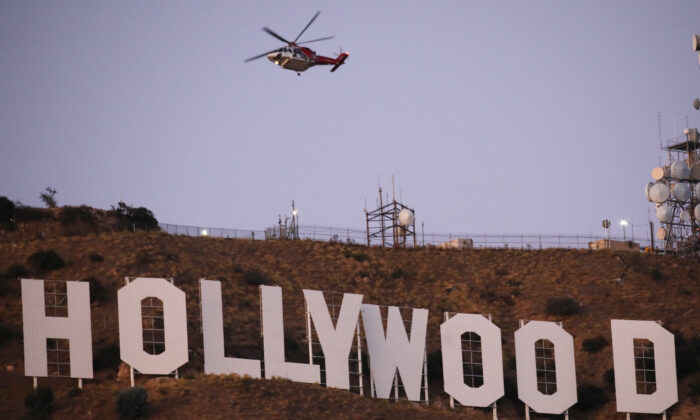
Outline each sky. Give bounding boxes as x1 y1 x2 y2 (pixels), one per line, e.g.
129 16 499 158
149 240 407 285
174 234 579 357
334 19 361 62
1 1 700 238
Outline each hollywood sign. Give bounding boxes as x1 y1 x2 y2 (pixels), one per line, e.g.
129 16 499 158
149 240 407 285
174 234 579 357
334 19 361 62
21 278 678 416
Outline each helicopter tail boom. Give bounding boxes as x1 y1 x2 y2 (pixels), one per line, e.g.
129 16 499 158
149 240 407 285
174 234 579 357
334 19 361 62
330 52 349 72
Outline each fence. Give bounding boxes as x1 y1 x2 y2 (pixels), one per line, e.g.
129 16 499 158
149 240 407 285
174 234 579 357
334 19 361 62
159 223 654 250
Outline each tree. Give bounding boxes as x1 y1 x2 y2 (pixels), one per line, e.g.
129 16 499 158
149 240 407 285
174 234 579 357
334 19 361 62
110 202 159 231
39 188 57 208
0 196 15 228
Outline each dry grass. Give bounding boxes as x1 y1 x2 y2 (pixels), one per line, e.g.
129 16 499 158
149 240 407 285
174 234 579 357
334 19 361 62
0 229 698 419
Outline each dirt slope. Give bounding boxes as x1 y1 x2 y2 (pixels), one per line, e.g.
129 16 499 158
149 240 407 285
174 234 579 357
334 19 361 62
0 229 698 419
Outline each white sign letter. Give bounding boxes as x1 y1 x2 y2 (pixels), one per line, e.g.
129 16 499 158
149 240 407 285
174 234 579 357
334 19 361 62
303 289 363 389
261 285 320 383
514 321 577 414
440 314 504 407
22 279 93 379
611 320 678 414
118 278 188 374
361 304 428 401
200 279 261 378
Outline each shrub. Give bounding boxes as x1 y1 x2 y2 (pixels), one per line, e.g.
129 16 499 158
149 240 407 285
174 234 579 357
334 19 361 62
88 253 104 262
14 206 53 222
68 387 82 397
582 336 608 353
0 325 15 344
426 350 443 383
503 375 518 400
6 263 30 278
25 386 53 419
576 384 609 411
390 268 404 279
494 268 509 277
351 252 368 262
650 268 663 281
675 333 700 379
0 196 15 228
603 369 615 387
116 387 148 419
59 206 95 226
110 202 159 231
690 377 700 396
27 250 65 271
242 269 272 286
545 297 580 316
84 277 108 303
284 333 300 354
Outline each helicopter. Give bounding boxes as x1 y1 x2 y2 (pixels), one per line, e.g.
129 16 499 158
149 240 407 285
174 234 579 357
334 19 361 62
244 11 349 76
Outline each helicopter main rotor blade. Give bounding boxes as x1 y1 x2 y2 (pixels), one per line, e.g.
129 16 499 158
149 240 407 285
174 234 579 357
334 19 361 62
244 48 280 63
263 27 292 45
293 11 320 43
298 35 335 45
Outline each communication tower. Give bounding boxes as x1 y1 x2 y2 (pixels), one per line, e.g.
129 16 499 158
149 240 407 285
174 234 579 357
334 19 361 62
645 128 700 255
644 35 700 256
365 179 416 248
265 201 299 240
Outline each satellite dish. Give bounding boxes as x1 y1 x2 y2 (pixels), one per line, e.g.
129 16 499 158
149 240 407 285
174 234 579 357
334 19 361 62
690 163 700 180
695 204 700 221
694 34 700 52
656 205 673 222
694 98 700 111
644 182 654 202
670 161 690 179
398 208 414 227
656 227 668 241
672 183 691 202
681 208 692 222
649 183 670 203
651 166 668 181
602 219 611 229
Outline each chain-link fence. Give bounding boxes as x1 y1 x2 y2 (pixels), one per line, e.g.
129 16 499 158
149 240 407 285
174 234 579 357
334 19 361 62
159 223 653 250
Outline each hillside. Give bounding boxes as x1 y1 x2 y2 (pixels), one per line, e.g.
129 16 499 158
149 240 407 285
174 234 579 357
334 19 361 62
0 226 698 419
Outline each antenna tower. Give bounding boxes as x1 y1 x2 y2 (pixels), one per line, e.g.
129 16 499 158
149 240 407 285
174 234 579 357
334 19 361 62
365 177 416 248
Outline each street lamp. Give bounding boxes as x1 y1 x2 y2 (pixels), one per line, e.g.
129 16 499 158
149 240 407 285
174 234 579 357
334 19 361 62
200 229 208 236
291 203 299 239
620 219 628 240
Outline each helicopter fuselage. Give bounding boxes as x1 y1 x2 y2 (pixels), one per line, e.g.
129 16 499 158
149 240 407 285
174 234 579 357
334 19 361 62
267 46 315 72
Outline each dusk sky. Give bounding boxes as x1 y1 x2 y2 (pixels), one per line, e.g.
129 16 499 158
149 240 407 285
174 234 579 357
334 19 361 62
2 1 699 238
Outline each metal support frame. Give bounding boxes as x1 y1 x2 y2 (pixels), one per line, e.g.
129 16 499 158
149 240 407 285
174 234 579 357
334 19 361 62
365 186 417 248
520 320 531 420
656 131 700 256
520 320 570 419
445 312 497 419
306 291 364 395
366 305 428 403
125 277 179 387
39 280 86 390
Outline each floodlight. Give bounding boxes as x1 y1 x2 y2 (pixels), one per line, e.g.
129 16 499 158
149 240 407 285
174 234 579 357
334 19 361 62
200 229 208 236
620 219 628 227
